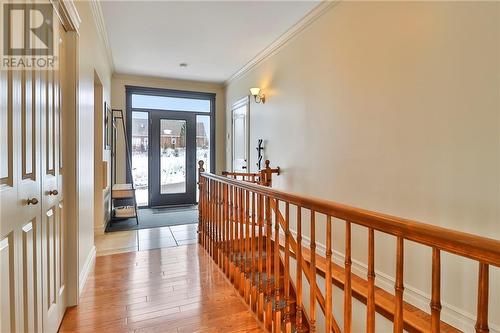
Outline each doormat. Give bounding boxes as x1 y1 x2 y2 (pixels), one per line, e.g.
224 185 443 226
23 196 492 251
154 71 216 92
106 206 199 232
152 205 198 214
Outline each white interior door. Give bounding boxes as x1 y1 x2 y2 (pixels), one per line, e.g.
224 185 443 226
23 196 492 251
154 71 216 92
231 97 249 172
41 21 66 333
0 12 66 333
0 52 45 333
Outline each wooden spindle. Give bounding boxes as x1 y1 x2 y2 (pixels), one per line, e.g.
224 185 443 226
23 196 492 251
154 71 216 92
245 190 251 302
213 180 216 257
257 193 264 320
198 176 203 245
239 187 245 294
283 202 292 333
265 195 273 329
229 185 234 280
216 181 220 265
234 186 238 269
213 181 217 262
223 184 229 275
241 188 246 277
430 248 441 333
274 200 282 333
367 228 376 333
325 216 333 333
204 179 208 248
216 181 220 263
234 187 240 286
219 182 225 271
197 176 201 244
310 210 317 332
208 179 214 258
210 179 214 256
251 191 257 310
212 181 216 261
218 182 223 266
204 179 207 250
208 179 211 253
296 206 303 331
246 189 250 277
475 263 489 333
344 221 352 333
394 236 404 333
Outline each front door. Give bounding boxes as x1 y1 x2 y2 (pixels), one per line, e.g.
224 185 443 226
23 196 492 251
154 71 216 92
149 111 197 207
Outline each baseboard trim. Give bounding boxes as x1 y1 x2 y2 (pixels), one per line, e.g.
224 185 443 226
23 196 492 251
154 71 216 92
79 245 96 296
288 230 499 333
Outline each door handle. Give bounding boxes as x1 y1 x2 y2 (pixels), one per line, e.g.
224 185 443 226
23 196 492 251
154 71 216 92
26 198 39 205
48 189 59 196
242 166 247 169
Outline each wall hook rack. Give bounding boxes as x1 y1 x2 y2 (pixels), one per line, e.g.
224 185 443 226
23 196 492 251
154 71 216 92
256 139 264 170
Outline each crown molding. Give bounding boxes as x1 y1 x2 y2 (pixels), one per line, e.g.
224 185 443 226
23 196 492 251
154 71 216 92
90 0 115 72
224 0 339 87
52 0 81 32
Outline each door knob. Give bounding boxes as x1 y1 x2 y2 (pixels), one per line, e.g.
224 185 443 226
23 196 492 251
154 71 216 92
26 198 39 205
49 189 59 196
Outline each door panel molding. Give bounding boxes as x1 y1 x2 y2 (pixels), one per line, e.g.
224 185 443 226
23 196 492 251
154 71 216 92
22 70 37 180
1 70 14 186
21 218 41 333
0 234 16 333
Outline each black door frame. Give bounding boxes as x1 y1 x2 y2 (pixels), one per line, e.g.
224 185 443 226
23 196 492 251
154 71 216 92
126 85 216 207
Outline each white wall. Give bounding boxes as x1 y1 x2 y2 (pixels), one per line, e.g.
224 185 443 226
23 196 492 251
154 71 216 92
111 73 226 183
226 2 499 331
75 1 112 283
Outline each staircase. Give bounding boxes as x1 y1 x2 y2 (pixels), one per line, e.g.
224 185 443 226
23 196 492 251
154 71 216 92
208 237 310 332
197 161 500 333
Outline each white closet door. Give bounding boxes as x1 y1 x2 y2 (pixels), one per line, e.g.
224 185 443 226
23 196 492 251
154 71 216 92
41 21 67 333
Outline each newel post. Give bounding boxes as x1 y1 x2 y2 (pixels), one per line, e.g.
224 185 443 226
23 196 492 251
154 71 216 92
260 160 280 187
198 160 205 245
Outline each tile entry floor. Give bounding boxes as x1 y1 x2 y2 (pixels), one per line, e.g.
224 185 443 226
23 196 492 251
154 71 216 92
95 224 198 256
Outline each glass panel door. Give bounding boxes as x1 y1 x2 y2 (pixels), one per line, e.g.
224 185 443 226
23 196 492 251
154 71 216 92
150 111 196 207
160 119 187 194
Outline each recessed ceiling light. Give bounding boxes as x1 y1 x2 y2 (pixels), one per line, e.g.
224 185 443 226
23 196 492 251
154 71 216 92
179 63 188 68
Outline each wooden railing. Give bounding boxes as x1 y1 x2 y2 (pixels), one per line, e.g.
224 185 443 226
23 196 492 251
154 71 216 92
216 159 280 186
197 167 500 333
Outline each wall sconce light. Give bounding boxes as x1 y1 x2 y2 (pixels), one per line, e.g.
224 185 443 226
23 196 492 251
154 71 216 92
249 87 266 104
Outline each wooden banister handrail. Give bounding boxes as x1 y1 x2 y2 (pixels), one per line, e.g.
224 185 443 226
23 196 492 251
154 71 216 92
218 159 280 187
198 168 499 333
222 171 260 177
200 172 500 266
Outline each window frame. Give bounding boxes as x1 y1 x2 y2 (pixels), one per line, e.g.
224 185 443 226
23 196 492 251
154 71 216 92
125 85 216 184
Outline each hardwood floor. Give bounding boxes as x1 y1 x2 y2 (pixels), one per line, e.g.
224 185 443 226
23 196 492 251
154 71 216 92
60 244 265 333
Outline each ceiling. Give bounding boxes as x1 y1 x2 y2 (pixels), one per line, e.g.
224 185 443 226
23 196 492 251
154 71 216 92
100 1 320 83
